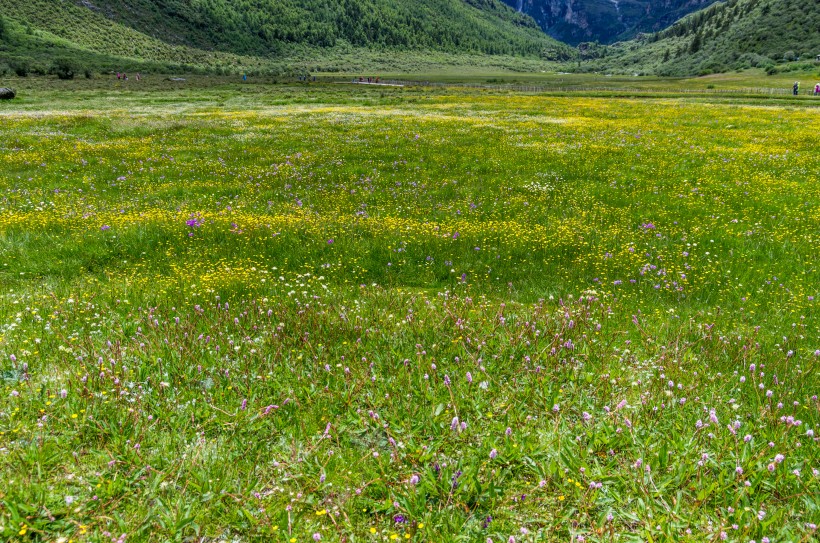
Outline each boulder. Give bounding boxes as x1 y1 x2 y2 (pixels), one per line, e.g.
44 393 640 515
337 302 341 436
0 88 15 100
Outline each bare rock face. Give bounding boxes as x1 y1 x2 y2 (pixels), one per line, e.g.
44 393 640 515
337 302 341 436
0 88 16 100
501 0 720 45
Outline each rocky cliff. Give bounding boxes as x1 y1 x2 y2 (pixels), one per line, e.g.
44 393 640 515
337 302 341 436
502 0 720 44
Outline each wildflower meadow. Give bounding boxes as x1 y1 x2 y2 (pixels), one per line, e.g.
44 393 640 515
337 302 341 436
0 82 818 542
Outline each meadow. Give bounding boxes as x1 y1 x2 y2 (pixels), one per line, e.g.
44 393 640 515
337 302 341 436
0 79 818 542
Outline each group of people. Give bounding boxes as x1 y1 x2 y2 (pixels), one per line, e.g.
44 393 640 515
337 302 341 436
792 81 820 96
116 72 141 81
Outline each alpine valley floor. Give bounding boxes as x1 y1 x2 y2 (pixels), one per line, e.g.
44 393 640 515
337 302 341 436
0 79 818 542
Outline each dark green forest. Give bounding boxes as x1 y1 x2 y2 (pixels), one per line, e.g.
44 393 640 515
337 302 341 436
97 0 551 54
596 0 820 75
0 0 571 76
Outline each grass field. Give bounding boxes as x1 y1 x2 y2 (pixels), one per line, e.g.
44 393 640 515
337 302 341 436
328 69 820 90
0 79 819 542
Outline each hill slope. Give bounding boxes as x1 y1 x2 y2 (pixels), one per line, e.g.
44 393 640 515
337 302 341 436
0 0 572 74
599 0 820 75
500 0 720 45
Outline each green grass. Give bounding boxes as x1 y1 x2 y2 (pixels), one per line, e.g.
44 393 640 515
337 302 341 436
329 68 820 94
0 79 818 542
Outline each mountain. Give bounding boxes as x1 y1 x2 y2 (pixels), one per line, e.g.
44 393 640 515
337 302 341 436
597 0 820 75
0 0 572 75
500 0 720 45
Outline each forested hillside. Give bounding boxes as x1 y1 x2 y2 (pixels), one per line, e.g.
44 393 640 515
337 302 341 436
598 0 820 75
0 0 572 76
3 0 814 78
73 0 553 54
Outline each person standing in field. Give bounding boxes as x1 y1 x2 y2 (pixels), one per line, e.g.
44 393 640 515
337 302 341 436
815 83 820 96
793 81 799 95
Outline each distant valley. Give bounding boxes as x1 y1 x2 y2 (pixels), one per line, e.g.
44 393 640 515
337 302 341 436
501 0 720 44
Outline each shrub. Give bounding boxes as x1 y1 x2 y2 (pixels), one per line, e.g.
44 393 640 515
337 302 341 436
12 60 29 77
738 52 771 68
699 60 727 75
779 62 815 73
52 58 77 80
